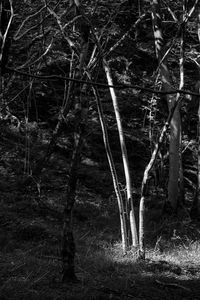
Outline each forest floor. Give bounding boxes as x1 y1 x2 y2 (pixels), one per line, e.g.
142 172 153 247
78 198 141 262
1 153 200 300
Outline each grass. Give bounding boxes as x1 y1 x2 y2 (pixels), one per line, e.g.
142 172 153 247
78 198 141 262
1 212 200 299
1 172 200 299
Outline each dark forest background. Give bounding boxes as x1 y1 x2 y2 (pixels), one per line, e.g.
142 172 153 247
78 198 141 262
1 0 200 299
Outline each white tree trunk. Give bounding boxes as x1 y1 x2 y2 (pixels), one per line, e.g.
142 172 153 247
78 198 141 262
90 83 129 253
103 60 138 247
151 0 181 211
168 108 181 210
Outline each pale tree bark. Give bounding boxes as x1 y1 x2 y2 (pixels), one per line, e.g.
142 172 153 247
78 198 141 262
151 0 181 212
103 60 138 248
79 10 139 248
0 0 13 76
88 78 129 252
178 0 186 206
0 0 13 114
139 89 185 259
191 7 200 218
68 2 130 251
151 0 199 211
0 1 20 130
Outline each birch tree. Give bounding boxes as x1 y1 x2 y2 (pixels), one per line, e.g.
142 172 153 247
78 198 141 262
103 60 138 248
77 3 139 249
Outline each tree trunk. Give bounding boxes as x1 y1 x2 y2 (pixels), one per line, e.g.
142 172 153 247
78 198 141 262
191 80 200 219
103 60 138 248
151 0 181 212
139 89 184 259
61 0 89 282
168 108 181 211
62 127 83 282
77 9 139 248
90 81 129 252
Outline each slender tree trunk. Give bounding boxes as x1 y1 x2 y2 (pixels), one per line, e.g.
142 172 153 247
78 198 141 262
62 0 89 281
168 108 181 211
103 60 138 248
139 91 184 259
90 81 129 252
190 7 200 219
61 136 81 282
0 0 13 76
191 81 200 219
77 11 139 248
178 1 186 207
151 0 181 212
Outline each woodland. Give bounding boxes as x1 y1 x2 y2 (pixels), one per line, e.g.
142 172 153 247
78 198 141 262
1 0 200 299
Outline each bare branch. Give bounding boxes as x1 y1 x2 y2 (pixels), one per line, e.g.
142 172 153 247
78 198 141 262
0 0 14 67
14 5 46 40
6 66 200 97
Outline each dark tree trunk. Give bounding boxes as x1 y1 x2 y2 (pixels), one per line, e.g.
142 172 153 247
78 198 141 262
61 0 89 282
61 153 80 282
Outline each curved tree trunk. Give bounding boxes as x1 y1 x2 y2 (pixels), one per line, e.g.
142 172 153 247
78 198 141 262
103 60 138 248
76 9 139 248
90 80 129 252
139 97 183 258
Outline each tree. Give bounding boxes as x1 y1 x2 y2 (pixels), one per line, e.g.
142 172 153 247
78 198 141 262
151 0 182 212
151 0 198 212
191 7 200 219
61 0 90 282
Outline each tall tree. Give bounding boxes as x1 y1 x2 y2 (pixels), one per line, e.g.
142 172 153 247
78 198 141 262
79 6 139 248
191 7 200 219
103 60 138 247
89 79 129 252
61 0 89 282
151 0 181 212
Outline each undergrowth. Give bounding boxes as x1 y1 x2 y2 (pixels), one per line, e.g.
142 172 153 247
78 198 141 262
1 189 200 300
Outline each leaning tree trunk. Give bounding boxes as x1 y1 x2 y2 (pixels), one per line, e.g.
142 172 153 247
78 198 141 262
76 8 139 248
139 95 184 259
90 81 129 252
103 60 138 248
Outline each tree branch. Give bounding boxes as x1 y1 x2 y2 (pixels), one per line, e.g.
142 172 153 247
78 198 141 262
6 66 200 97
